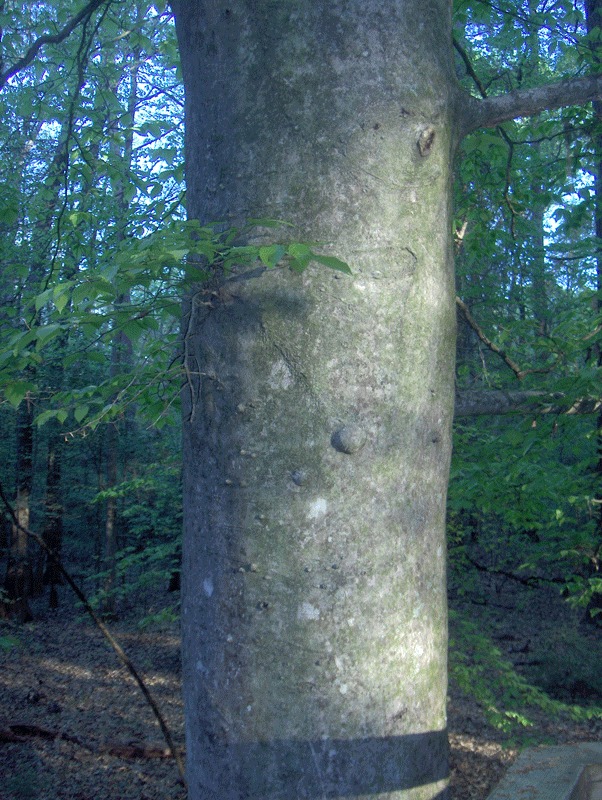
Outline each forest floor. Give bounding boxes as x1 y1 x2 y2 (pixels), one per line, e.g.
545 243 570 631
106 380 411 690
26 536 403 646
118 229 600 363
0 581 600 800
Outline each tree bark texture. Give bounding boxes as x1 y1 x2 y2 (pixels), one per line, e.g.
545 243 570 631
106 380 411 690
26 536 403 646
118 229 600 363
173 2 458 798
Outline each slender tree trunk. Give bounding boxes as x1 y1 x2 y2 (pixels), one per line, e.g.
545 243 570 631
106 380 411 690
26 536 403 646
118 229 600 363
5 397 34 622
103 421 119 616
3 84 83 616
529 176 549 337
585 0 602 621
173 2 457 797
101 12 141 615
524 11 549 339
41 425 64 609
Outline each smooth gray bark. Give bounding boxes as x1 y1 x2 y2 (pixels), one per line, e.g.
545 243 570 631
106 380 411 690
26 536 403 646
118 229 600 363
173 2 459 798
460 73 602 134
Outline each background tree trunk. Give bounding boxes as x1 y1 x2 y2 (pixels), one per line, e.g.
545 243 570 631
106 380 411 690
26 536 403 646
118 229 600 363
41 424 64 609
5 397 34 622
585 0 602 621
101 13 141 616
173 2 457 798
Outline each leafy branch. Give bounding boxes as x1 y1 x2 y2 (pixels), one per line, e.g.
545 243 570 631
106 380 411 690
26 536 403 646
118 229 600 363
0 0 112 90
0 220 351 425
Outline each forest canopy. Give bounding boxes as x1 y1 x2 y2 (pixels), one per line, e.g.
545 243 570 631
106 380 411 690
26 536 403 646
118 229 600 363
0 0 600 748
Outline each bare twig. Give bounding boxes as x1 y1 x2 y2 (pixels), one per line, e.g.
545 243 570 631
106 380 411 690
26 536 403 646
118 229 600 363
453 38 489 99
453 39 521 232
464 554 565 588
456 297 528 379
1 722 186 762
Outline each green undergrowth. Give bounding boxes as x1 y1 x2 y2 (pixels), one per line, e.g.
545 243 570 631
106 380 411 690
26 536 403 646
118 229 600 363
449 610 602 744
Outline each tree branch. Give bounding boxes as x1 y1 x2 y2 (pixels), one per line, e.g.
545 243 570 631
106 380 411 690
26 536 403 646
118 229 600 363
0 0 110 90
455 389 602 417
453 38 488 99
455 299 602 416
458 73 602 136
463 553 565 588
456 296 530 379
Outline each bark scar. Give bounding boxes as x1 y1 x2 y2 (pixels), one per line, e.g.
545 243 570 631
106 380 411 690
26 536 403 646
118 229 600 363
261 325 330 420
417 126 436 157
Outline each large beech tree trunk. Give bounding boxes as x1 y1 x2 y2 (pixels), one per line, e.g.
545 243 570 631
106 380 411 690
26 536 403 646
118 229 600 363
172 0 602 800
171 1 602 797
173 3 456 798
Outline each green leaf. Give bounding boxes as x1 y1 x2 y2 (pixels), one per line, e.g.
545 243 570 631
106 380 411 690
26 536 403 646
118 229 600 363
287 243 311 259
34 288 53 312
4 380 36 408
309 253 352 274
74 404 89 423
165 248 188 261
286 242 312 272
35 323 62 349
36 409 58 426
53 283 73 314
119 319 144 342
68 211 94 227
259 244 286 268
71 282 93 307
0 196 18 225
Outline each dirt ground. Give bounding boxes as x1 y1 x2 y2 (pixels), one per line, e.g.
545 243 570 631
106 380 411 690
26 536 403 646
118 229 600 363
0 589 599 800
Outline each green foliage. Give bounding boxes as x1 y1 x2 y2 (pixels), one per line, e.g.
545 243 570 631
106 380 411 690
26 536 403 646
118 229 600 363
0 589 22 651
449 0 602 731
0 634 21 652
523 625 602 701
0 216 350 426
137 606 179 629
449 415 599 601
449 612 602 738
87 460 182 614
0 2 350 644
0 0 599 746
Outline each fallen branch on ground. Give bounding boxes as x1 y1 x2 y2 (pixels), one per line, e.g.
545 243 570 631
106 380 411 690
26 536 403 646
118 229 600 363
0 721 184 760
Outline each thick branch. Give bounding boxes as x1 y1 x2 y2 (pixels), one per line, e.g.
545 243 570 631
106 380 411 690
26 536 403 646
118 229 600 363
459 73 602 136
455 389 602 417
0 0 110 90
